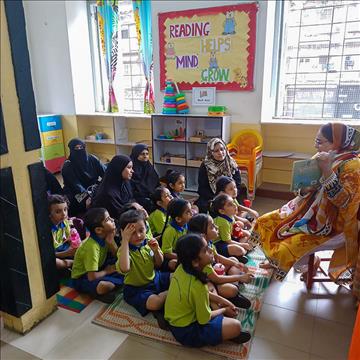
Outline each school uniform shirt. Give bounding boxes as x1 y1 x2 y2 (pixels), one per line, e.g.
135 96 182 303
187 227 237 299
214 215 234 243
52 219 71 250
116 240 157 286
165 264 211 327
161 221 187 255
202 241 218 276
71 234 109 279
148 208 166 236
145 220 153 240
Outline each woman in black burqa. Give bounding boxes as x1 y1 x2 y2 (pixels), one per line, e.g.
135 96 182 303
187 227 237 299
130 143 159 212
91 154 134 221
62 138 105 216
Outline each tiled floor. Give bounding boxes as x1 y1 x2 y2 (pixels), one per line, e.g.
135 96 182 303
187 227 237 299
1 197 357 359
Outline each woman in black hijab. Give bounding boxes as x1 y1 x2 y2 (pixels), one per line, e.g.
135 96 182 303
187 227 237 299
130 144 159 212
91 155 134 221
62 138 106 216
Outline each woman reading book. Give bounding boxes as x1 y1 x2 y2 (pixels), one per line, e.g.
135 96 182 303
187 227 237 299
251 123 360 292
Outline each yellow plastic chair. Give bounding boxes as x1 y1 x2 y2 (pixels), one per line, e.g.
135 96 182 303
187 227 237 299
227 129 263 200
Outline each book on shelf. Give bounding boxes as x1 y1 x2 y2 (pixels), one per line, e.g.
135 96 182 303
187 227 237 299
290 158 321 192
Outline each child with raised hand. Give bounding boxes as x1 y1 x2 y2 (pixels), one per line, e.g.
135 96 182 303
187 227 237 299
215 176 259 224
120 201 153 241
164 233 251 347
166 170 199 214
161 198 192 271
148 186 173 237
211 194 251 261
117 209 170 329
71 208 122 303
188 214 253 309
49 194 80 270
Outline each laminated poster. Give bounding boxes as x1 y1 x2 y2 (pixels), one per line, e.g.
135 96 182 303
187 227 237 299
158 3 258 91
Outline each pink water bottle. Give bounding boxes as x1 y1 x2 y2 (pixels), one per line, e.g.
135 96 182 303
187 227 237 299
213 263 225 275
232 221 243 239
70 228 81 249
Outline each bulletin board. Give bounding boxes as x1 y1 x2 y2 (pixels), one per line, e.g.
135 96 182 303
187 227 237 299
158 3 258 91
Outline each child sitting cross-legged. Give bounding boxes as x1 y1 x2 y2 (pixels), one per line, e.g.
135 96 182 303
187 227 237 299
215 176 259 227
211 194 251 262
164 233 251 347
49 194 81 270
71 208 123 303
148 186 173 237
188 214 253 309
160 198 192 271
116 209 170 329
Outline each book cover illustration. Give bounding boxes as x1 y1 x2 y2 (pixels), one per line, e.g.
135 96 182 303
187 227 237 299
290 158 321 192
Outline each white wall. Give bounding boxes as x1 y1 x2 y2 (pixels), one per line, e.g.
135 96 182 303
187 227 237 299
23 0 94 115
151 1 268 123
23 0 76 115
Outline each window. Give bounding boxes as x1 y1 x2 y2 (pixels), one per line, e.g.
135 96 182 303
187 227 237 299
276 1 360 120
88 0 147 113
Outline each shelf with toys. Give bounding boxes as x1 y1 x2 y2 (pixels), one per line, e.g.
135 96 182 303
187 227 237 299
151 113 231 192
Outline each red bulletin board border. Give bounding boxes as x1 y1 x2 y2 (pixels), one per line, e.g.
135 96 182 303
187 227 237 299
158 3 258 91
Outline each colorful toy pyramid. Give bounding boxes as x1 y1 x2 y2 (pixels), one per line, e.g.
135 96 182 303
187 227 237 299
162 80 177 114
174 82 189 114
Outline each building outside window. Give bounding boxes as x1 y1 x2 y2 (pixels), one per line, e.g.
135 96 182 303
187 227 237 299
88 0 147 113
276 0 360 120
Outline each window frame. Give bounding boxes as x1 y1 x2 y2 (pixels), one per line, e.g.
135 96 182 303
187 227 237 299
272 0 360 123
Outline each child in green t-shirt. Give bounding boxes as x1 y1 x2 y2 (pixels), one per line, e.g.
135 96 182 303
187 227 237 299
119 201 153 240
211 194 252 259
148 186 173 236
188 214 253 309
71 208 122 303
160 198 192 271
164 233 251 347
117 209 170 329
49 194 80 270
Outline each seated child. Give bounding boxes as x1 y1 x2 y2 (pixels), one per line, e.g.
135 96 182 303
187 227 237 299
148 186 173 236
164 233 251 347
215 176 259 226
120 202 153 240
71 208 122 303
188 214 253 309
161 198 192 271
211 194 251 260
117 209 170 329
166 170 198 214
49 194 81 270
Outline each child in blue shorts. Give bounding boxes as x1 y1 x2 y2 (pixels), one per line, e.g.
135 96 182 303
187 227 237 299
71 208 123 303
211 194 250 260
119 201 153 241
117 209 170 329
49 194 80 270
148 186 173 236
164 233 251 347
160 198 192 271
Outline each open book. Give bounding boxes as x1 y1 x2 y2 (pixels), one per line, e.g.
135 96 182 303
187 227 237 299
290 158 321 192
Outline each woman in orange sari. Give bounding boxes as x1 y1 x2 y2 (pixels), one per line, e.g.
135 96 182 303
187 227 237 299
251 123 360 289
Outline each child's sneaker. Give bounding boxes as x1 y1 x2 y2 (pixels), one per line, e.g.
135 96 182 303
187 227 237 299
152 310 169 330
229 294 251 309
95 291 116 304
232 331 251 344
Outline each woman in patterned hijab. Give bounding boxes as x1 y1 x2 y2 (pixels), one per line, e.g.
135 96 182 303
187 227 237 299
195 138 245 213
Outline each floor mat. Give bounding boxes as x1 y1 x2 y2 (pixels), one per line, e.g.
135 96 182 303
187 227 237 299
56 278 93 313
92 248 273 359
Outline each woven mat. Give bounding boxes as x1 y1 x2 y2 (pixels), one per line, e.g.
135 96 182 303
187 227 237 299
56 278 93 313
93 248 272 359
